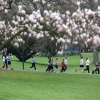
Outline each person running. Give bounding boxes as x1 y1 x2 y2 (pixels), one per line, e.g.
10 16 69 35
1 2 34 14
60 59 65 73
64 58 67 72
75 57 84 72
49 57 54 72
92 62 99 74
54 58 58 73
30 55 37 71
82 58 90 73
46 57 51 72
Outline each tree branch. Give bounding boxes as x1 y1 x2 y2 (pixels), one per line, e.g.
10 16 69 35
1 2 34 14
0 27 27 51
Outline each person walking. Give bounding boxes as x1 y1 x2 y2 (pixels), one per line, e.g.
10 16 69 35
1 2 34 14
75 57 84 72
82 58 90 73
30 55 37 71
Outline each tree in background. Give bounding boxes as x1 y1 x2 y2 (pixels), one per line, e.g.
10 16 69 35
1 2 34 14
0 0 100 64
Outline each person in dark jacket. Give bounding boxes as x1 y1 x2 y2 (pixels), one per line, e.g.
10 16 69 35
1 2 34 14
92 62 99 74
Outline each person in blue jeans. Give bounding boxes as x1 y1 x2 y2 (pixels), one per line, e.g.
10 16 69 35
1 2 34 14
30 55 37 71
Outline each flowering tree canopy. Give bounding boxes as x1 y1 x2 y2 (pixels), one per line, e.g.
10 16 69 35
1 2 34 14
0 0 100 52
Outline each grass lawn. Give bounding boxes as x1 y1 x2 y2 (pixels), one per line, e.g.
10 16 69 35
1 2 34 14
0 70 100 100
0 53 100 100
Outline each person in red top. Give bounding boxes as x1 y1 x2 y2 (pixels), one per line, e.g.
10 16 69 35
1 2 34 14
60 59 65 73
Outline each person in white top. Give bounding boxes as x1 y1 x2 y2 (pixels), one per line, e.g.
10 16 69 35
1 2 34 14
75 57 84 72
83 58 90 73
2 53 7 69
64 58 67 72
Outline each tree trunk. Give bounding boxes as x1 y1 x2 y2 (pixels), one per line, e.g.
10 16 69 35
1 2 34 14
93 50 99 64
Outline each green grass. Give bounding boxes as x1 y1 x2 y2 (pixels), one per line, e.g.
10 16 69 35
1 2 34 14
0 53 100 100
0 70 100 100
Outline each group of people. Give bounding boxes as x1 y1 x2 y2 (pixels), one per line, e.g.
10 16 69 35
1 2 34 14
45 57 68 73
1 53 99 74
29 56 100 74
1 52 12 70
29 56 68 73
75 57 100 74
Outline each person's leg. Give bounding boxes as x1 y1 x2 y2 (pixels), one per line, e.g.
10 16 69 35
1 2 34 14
75 66 80 72
51 65 54 72
64 65 67 72
60 67 63 73
54 65 57 72
83 66 88 73
9 61 12 69
10 64 12 69
2 63 5 68
48 65 52 72
33 63 36 70
46 65 49 72
30 63 33 68
92 70 95 74
2 61 5 68
5 61 8 69
62 67 65 72
96 68 99 74
8 61 11 69
87 65 90 73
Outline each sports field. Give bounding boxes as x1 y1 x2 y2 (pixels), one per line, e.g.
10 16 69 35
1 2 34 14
0 53 100 100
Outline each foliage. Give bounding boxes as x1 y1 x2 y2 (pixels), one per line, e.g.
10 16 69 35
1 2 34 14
0 0 100 64
7 36 37 61
0 0 100 51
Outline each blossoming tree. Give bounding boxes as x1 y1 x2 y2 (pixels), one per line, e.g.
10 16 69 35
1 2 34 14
0 0 100 63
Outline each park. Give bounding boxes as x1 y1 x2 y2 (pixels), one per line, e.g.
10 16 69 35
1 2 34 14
0 53 100 100
0 0 100 100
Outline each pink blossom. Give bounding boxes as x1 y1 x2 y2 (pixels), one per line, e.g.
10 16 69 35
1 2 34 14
98 6 100 11
57 38 65 43
0 21 5 29
77 2 80 6
57 51 63 55
14 43 19 48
